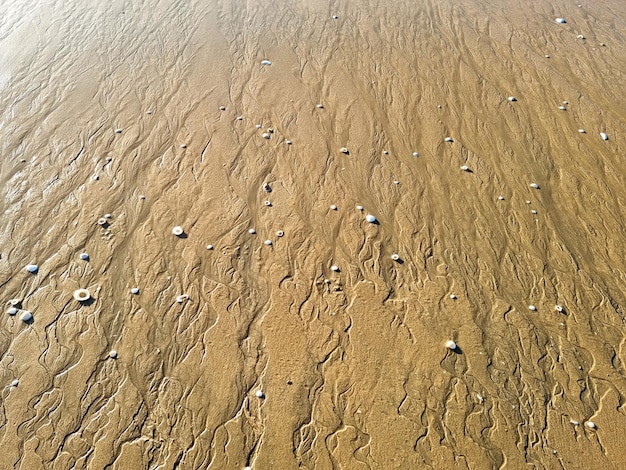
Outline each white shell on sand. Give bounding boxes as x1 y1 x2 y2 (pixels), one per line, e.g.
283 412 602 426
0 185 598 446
11 379 19 387
109 350 118 359
264 200 272 206
8 299 21 306
97 217 108 226
330 265 340 272
356 205 364 211
600 132 608 140
555 305 564 312
450 294 457 300
131 288 140 294
391 254 400 261
555 18 566 23
508 96 517 102
445 137 454 142
412 152 419 157
114 128 122 133
460 165 470 172
316 103 324 109
206 244 214 250
25 264 39 273
172 226 184 236
365 214 377 223
445 340 457 350
340 147 349 154
20 311 32 322
498 196 505 200
531 210 538 214
79 253 89 260
176 294 189 303
276 231 284 237
7 307 18 315
262 133 270 139
264 240 272 246
286 140 292 145
219 106 226 111
577 34 585 39
528 305 537 311
261 60 272 65
585 421 596 429
578 129 586 133
330 204 337 210
255 389 264 398
248 228 256 234
530 183 540 189
74 289 91 302
559 106 567 110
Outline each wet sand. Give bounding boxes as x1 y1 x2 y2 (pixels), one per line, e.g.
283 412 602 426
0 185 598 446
1 0 626 468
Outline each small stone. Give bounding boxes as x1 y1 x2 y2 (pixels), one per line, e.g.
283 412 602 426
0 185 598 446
276 231 284 237
286 140 292 145
206 244 214 250
219 106 226 111
176 294 189 303
383 150 389 155
340 147 349 154
585 421 596 429
450 294 457 300
555 18 566 24
531 210 538 214
445 340 457 350
508 96 517 102
172 226 184 236
600 132 608 141
559 106 567 110
180 144 187 149
264 200 272 207
97 217 108 226
236 116 243 121
248 228 256 234
498 196 505 201
570 420 579 426
79 253 89 260
8 299 21 307
25 264 39 273
555 305 565 313
262 133 270 139
530 183 540 189
7 307 18 315
412 152 419 157
528 305 537 311
578 129 586 133
460 165 470 172
330 265 340 272
577 34 585 39
264 240 272 246
261 60 272 65
356 205 364 211
332 15 339 19
11 379 19 387
444 137 454 142
255 389 264 398
391 254 400 261
316 104 324 109
20 311 32 322
114 128 123 133
109 350 118 359
139 195 146 199
365 214 377 223
131 288 140 295
330 204 337 210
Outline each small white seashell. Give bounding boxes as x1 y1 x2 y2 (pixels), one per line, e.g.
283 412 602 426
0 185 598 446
114 128 123 134
262 133 270 139
340 147 349 154
74 289 91 302
531 210 538 214
25 264 38 273
555 305 564 313
555 18 566 24
383 150 389 155
180 144 187 149
248 228 256 234
508 96 517 102
286 140 292 145
8 299 21 307
356 205 364 211
261 60 272 65
444 137 454 142
477 394 484 403
365 214 377 223
559 106 567 110
391 254 400 261
255 389 264 398
255 124 262 129
460 165 470 172
600 132 608 141
7 307 18 315
139 195 146 199
20 311 32 322
79 253 90 260
530 183 540 189
11 379 19 387
578 129 586 133
276 231 284 237
176 294 189 303
104 214 112 219
264 240 272 246
98 218 108 226
219 106 226 111
498 196 505 200
412 152 419 157
450 294 457 300
585 421 596 429
316 103 324 109
131 288 140 295
236 116 243 121
109 350 118 359
172 226 184 236
570 420 579 425
445 340 457 350
330 265 340 272
206 244 214 250
330 204 337 210
577 34 585 39
528 305 537 311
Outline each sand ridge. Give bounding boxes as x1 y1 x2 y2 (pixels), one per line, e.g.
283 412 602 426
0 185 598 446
1 0 626 468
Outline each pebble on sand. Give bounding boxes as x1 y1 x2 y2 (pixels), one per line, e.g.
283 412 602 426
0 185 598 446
555 18 566 24
498 196 505 201
578 129 586 133
340 147 349 154
316 104 324 109
585 421 596 429
260 60 272 65
25 264 39 273
109 350 118 359
114 128 123 134
264 200 272 207
445 340 457 350
391 254 400 261
528 305 537 311
555 305 564 313
600 132 608 140
79 253 90 260
11 379 19 387
131 288 140 295
20 311 32 322
330 204 337 210
206 244 214 250
255 390 264 398
330 265 340 272
460 165 470 172
444 137 454 142
8 299 21 307
262 133 270 139
412 152 419 157
176 294 189 303
286 140 292 145
7 307 18 315
276 231 284 237
74 289 92 302
172 226 184 236
450 294 457 300
356 205 364 211
507 96 517 102
264 240 272 246
365 214 377 223
219 106 226 111
248 228 256 234
530 183 540 189
97 217 108 226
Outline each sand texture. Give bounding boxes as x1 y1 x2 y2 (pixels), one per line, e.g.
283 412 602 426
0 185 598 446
1 0 626 468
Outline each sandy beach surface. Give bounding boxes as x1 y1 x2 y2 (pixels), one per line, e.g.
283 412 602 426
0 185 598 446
1 0 626 468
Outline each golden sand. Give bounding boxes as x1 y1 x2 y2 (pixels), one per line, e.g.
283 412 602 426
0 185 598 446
1 0 626 468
